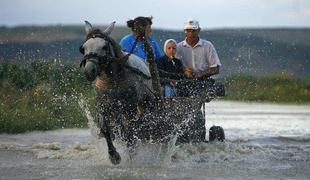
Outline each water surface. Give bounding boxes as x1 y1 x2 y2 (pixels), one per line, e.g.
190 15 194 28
1 101 309 179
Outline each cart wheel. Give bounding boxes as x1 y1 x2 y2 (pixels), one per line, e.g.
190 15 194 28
209 126 225 142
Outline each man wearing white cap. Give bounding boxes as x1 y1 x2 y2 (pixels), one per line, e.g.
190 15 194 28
176 19 221 78
175 19 222 143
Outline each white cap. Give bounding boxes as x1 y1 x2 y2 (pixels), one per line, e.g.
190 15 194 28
183 19 200 30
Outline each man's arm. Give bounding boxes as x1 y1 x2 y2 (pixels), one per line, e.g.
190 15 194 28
192 66 220 79
192 41 221 79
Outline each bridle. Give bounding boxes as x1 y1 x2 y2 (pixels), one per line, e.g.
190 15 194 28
79 30 116 73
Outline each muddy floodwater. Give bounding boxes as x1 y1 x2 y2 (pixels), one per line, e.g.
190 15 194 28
1 101 309 179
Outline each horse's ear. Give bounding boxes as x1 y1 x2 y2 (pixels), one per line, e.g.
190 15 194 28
84 21 93 35
103 21 116 35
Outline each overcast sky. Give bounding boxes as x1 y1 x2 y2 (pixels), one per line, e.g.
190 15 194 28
1 0 310 30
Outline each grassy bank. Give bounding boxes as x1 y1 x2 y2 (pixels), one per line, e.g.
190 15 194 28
0 60 309 133
221 74 310 103
0 60 95 133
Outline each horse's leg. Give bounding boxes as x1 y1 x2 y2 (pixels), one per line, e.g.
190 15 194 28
100 125 121 164
118 88 142 157
127 101 153 144
97 91 121 165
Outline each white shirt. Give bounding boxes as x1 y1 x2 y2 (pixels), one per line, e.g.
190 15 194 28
176 38 221 72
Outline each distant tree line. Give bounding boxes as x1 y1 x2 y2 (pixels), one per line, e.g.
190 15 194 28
1 26 310 79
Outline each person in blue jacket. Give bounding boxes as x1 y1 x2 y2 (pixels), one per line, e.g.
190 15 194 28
119 16 163 61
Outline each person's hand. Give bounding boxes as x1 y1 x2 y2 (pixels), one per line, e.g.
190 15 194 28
192 72 204 79
183 67 194 79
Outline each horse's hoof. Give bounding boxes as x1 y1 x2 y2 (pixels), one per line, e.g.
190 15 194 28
109 150 121 165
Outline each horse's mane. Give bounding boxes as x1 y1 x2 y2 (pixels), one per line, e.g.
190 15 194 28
109 37 125 59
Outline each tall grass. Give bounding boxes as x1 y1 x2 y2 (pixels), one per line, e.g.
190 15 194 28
0 60 95 133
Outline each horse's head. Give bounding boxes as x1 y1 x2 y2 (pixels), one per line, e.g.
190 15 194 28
79 21 116 81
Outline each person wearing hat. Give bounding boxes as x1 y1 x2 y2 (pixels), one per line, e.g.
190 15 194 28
176 19 221 79
175 19 222 143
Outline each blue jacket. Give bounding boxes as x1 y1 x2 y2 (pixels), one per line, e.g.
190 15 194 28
119 34 163 61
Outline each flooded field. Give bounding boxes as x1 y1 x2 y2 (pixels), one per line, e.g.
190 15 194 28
1 101 309 179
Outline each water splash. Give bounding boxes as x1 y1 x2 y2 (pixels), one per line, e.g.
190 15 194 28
76 93 194 166
78 93 114 164
78 93 100 138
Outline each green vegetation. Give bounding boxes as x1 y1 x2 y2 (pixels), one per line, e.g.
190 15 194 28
221 74 310 103
0 61 309 134
0 60 95 133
